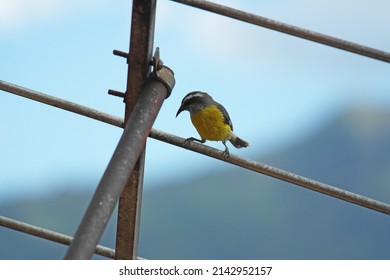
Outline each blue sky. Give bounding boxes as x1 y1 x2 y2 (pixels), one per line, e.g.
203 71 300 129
1 0 389 200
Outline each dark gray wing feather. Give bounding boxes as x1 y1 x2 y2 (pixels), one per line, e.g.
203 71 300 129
215 102 233 131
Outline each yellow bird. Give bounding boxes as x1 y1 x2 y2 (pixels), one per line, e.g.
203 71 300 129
176 91 249 154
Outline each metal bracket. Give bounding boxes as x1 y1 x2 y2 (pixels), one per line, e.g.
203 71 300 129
151 47 175 98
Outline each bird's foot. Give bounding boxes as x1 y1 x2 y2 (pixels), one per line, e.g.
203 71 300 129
222 147 230 159
184 137 204 148
184 137 194 148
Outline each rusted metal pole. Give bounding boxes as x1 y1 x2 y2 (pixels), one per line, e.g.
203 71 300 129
0 80 123 128
0 215 115 259
149 129 390 215
171 0 390 63
1 81 387 215
64 68 174 259
114 0 157 260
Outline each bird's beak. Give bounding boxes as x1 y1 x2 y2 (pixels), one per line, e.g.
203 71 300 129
176 105 184 118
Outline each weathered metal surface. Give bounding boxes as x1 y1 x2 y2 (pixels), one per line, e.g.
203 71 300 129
115 0 157 260
64 73 173 260
172 0 390 63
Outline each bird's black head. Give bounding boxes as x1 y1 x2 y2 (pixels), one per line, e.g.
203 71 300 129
176 91 213 117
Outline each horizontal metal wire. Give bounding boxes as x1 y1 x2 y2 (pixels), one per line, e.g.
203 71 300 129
1 80 389 215
0 215 115 259
171 0 390 63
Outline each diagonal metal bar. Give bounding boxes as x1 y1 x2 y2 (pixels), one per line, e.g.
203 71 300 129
64 74 172 259
0 215 115 259
171 0 390 63
0 80 123 128
115 0 157 260
2 81 389 215
149 129 390 215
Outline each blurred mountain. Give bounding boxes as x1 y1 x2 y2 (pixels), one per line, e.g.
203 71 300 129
1 106 390 259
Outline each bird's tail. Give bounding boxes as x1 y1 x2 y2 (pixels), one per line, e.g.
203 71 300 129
229 133 249 149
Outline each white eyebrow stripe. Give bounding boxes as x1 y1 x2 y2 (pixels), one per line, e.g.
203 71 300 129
183 92 206 103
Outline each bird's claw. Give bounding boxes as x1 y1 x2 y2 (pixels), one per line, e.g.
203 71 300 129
184 137 194 148
222 148 230 159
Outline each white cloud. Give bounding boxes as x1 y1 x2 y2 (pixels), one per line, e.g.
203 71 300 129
0 0 64 32
0 0 110 33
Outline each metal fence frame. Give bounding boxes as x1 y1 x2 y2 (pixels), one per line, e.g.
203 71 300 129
1 0 390 260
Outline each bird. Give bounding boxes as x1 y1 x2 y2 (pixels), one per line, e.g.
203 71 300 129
176 91 249 154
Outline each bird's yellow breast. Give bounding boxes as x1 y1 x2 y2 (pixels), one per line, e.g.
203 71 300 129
190 105 232 141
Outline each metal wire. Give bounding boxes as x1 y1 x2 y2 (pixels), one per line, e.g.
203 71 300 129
171 0 390 63
0 215 115 259
1 80 389 215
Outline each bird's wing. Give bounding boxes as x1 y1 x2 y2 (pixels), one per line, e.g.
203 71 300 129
216 102 233 131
